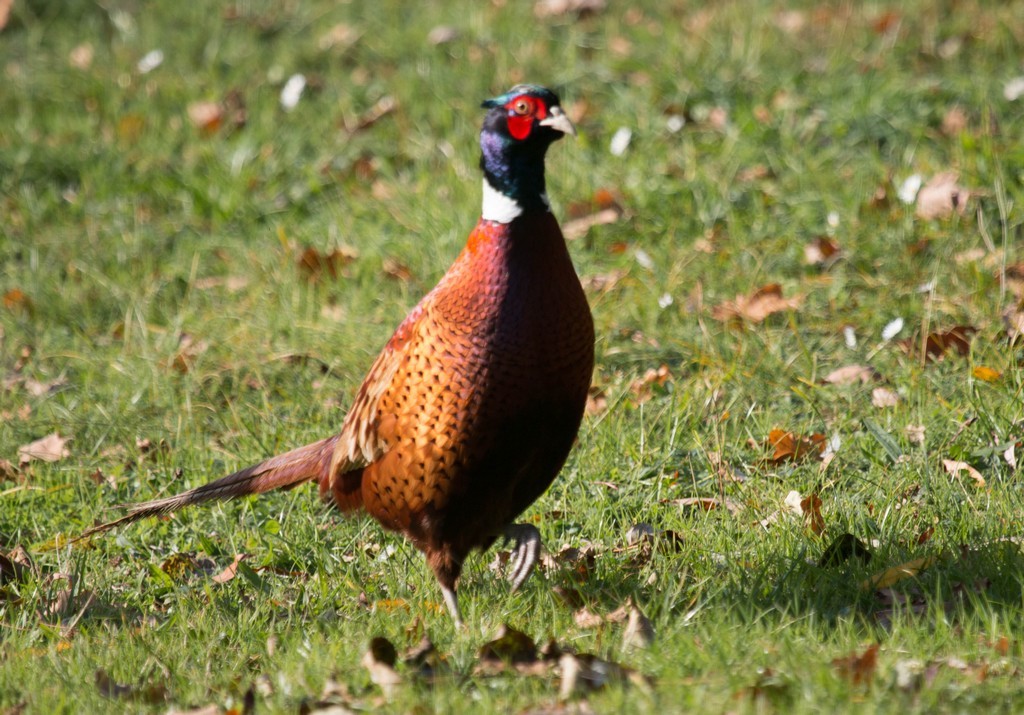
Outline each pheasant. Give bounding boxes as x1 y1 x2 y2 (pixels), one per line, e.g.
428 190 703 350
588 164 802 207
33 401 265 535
78 84 594 625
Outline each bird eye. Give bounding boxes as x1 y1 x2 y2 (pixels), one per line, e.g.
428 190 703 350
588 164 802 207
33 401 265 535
512 99 532 115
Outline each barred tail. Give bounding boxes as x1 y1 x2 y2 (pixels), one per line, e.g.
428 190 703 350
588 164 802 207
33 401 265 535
75 436 339 541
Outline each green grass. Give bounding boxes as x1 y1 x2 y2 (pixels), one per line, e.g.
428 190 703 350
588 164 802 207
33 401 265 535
3 0 1024 712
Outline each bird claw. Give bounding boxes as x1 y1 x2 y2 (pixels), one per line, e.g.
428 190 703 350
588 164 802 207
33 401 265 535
502 523 542 592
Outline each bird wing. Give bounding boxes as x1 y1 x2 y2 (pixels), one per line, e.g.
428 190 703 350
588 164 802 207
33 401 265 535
328 303 427 485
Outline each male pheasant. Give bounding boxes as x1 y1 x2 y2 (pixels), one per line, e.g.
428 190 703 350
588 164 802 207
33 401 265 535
79 85 594 624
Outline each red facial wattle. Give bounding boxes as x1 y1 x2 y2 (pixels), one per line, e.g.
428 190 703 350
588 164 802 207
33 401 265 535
505 95 549 140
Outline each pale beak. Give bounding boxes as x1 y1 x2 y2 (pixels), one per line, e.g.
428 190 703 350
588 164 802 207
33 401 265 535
539 106 577 137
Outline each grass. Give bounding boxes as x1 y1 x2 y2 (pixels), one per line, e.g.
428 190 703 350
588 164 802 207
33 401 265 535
3 0 1024 712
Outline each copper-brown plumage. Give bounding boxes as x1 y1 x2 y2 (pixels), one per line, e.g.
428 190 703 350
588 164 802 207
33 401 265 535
77 84 593 623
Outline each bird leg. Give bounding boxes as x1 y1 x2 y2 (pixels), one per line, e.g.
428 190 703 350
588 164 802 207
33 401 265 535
429 550 464 627
440 583 462 628
502 523 542 592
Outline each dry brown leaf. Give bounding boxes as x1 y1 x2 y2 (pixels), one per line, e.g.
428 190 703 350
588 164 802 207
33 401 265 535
297 246 357 282
800 493 826 536
478 624 538 665
941 106 968 136
562 208 623 241
905 424 926 444
342 95 396 135
187 101 223 134
318 23 360 51
427 25 459 46
668 496 744 516
169 333 208 374
622 601 654 649
193 275 249 292
862 556 936 590
362 637 402 699
916 172 970 220
822 364 877 386
942 459 985 487
804 236 842 267
18 433 70 467
0 459 18 482
871 387 899 408
382 257 414 283
580 269 627 294
584 385 607 415
69 43 94 70
629 365 671 403
766 429 825 463
534 0 606 18
900 325 975 361
712 283 802 324
557 652 646 700
832 644 879 686
212 554 247 584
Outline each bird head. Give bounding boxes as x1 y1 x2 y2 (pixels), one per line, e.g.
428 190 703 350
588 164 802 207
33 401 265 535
481 84 576 146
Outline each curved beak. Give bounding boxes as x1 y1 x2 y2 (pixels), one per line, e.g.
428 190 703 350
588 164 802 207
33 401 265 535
539 106 577 137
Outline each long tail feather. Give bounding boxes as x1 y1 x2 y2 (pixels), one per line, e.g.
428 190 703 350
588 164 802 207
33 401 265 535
75 435 339 541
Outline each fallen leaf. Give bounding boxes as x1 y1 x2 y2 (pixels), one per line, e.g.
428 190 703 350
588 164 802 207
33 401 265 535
942 459 985 487
427 25 459 45
916 172 970 220
68 43 94 70
822 364 876 385
362 637 401 699
905 424 926 444
478 624 538 665
562 208 622 241
712 283 802 324
862 556 936 590
629 365 671 403
621 601 654 649
342 95 397 135
804 236 842 267
580 269 626 294
297 246 357 282
0 459 19 482
972 366 1001 382
18 433 71 467
187 101 223 134
318 23 360 51
3 288 32 314
871 387 899 408
900 325 975 361
941 106 968 136
557 652 645 699
766 429 826 463
801 493 826 536
534 0 606 17
382 257 414 283
832 644 879 686
212 554 247 584
584 385 607 415
668 497 744 516
168 333 208 374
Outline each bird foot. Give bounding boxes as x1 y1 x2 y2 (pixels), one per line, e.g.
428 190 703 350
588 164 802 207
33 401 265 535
502 523 542 592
